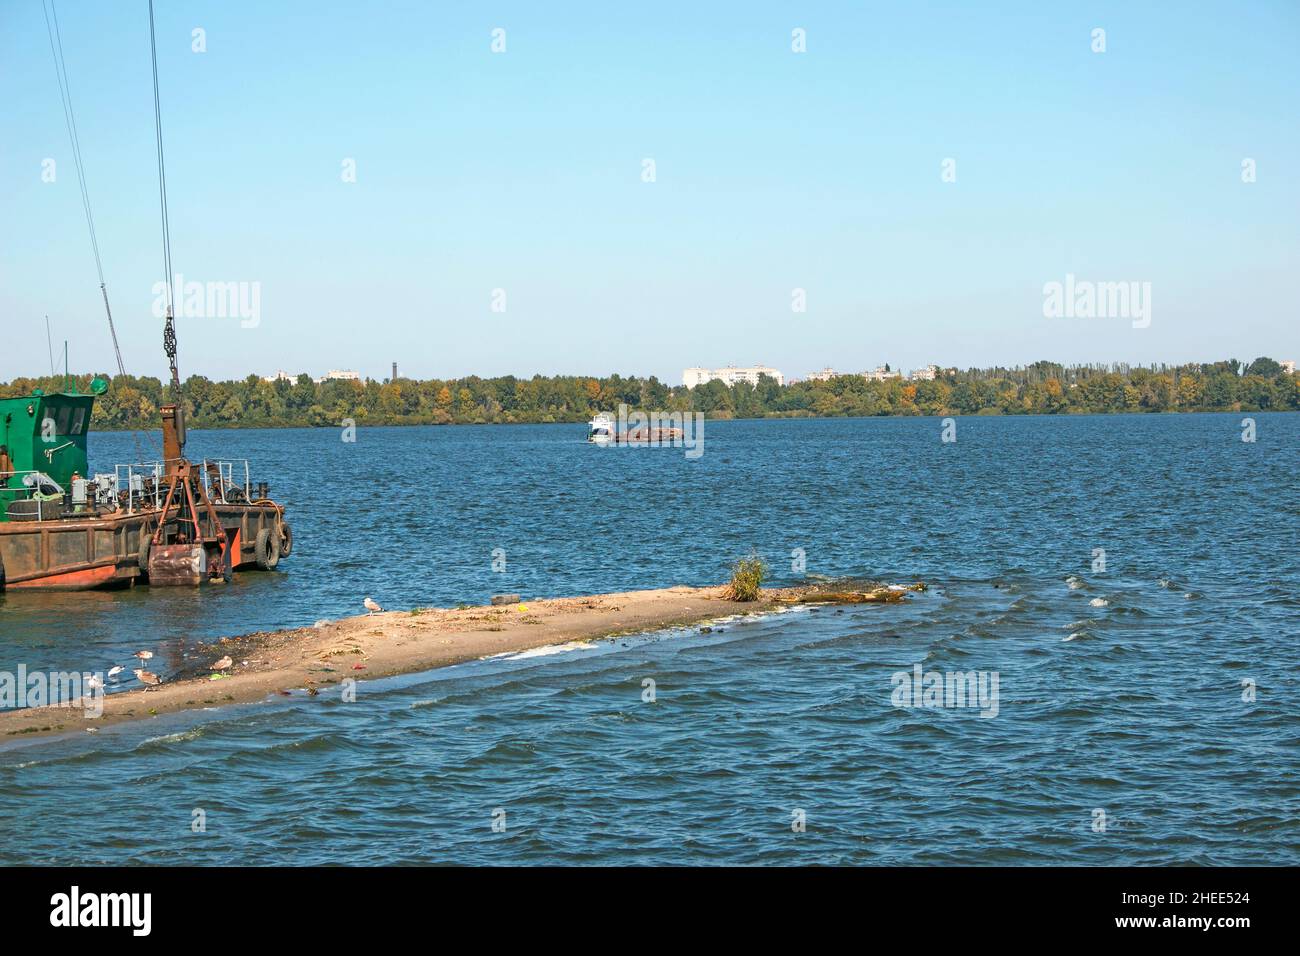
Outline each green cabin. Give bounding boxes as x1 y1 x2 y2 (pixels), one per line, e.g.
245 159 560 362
0 388 97 522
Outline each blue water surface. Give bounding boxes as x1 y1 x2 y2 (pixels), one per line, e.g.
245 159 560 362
1 414 1296 864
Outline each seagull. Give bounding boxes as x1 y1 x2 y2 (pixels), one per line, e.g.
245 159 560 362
212 656 233 672
133 650 154 663
363 597 383 614
82 674 104 709
107 665 124 679
134 669 162 687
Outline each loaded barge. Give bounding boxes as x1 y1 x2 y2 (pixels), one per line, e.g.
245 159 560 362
0 382 291 591
586 411 684 444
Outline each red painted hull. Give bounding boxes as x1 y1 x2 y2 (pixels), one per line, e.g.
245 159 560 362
5 563 124 590
0 503 286 591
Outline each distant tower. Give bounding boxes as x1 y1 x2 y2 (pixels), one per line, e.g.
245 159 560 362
392 362 397 381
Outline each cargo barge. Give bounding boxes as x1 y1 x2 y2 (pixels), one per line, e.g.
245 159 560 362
586 411 684 444
0 382 291 591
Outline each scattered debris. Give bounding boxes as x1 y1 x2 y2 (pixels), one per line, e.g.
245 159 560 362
798 589 905 604
777 581 926 605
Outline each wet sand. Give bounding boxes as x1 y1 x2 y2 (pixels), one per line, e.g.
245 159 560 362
1 584 832 741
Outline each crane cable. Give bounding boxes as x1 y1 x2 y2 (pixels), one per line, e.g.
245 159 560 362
41 0 153 461
148 0 181 401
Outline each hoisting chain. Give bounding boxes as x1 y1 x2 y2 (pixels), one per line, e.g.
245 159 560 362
163 308 180 395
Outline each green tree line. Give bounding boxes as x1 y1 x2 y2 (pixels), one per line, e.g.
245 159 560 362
2 358 1296 430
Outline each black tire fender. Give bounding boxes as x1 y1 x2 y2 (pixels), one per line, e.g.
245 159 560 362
278 522 293 557
254 527 280 570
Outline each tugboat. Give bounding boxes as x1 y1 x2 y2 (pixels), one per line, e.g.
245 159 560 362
587 412 616 444
0 381 291 591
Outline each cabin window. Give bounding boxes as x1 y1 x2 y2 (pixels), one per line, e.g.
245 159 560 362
70 407 87 435
51 406 72 435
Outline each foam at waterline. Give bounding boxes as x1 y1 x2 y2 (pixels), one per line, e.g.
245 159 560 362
492 640 599 661
475 601 812 664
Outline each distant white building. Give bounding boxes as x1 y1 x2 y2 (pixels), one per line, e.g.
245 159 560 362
262 369 296 383
1282 360 1296 375
863 365 902 382
807 367 838 382
908 365 940 382
683 365 784 388
314 369 361 384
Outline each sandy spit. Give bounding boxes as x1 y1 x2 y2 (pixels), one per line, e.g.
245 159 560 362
1 585 822 742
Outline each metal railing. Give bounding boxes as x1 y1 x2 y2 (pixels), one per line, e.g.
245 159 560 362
114 462 164 514
112 458 252 512
2 458 257 521
199 458 251 503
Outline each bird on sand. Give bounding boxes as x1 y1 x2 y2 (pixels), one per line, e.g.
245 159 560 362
133 650 154 663
134 669 162 687
82 674 104 709
212 656 233 672
107 665 124 679
363 597 383 614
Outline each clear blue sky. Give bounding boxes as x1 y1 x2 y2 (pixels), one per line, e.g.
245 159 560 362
2 0 1296 383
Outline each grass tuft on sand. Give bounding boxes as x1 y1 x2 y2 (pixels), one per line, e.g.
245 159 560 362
723 552 768 602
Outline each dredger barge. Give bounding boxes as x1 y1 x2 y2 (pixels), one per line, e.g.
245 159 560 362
0 384 291 591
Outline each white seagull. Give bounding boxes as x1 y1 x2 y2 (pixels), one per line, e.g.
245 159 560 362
133 650 154 663
363 597 383 614
107 665 124 679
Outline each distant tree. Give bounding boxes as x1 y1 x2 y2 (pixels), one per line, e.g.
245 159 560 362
1246 357 1282 378
2 358 1280 430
